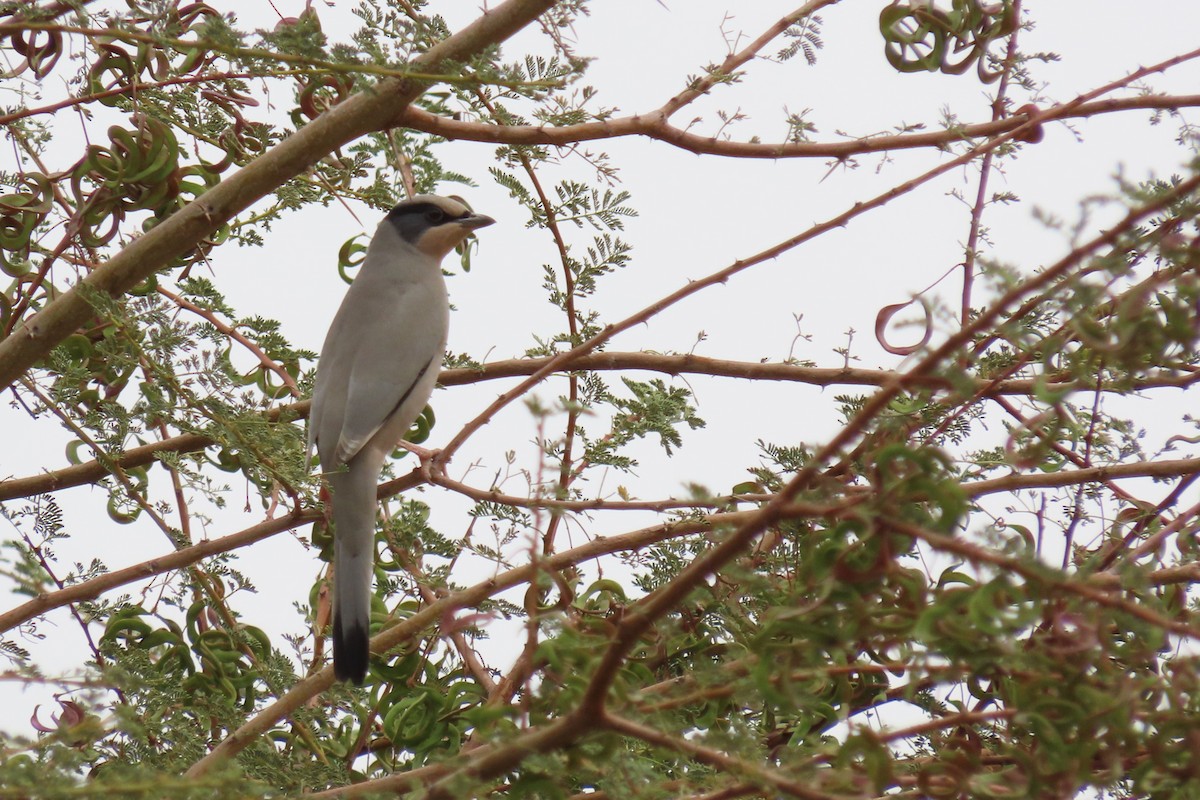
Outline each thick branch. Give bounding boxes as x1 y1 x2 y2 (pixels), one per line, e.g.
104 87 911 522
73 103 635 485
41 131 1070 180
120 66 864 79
0 0 559 390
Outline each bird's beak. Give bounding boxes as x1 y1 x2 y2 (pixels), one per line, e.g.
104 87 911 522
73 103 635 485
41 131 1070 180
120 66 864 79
458 213 495 231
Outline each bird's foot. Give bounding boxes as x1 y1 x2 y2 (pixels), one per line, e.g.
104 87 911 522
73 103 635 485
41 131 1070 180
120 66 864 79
400 442 448 483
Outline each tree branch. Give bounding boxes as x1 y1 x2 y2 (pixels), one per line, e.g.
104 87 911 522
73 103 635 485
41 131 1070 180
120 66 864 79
184 511 752 777
5 350 1196 503
397 94 1200 160
575 163 1200 718
0 506 319 634
0 0 560 390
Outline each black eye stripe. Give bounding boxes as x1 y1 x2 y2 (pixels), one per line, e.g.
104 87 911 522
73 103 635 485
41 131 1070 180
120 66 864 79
387 202 467 223
386 201 472 245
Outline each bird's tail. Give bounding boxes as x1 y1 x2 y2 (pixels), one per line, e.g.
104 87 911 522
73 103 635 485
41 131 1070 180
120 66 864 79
328 459 378 684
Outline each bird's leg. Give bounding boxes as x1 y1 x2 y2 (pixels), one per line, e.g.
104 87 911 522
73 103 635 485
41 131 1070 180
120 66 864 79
399 441 449 483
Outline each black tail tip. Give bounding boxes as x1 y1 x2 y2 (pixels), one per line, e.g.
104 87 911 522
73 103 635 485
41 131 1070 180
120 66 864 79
332 616 369 685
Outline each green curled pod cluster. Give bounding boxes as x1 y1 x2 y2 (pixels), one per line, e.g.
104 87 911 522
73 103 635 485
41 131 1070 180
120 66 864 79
85 4 219 103
86 41 171 106
880 0 1015 82
206 446 241 472
293 72 355 124
167 3 222 71
389 405 437 459
100 607 197 676
1 16 63 79
184 601 271 710
310 513 334 559
577 578 625 612
217 117 272 168
141 162 230 270
870 444 967 533
106 465 150 524
67 115 185 249
380 686 447 749
253 362 299 399
408 404 436 445
0 172 53 278
50 322 146 410
369 639 420 684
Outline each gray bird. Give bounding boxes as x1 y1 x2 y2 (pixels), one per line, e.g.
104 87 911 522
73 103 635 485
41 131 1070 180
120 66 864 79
309 195 494 684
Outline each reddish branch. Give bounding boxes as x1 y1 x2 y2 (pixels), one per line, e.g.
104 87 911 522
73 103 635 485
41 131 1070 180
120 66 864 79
7 352 1195 503
0 506 321 634
889 517 1200 639
602 713 839 800
158 286 301 398
960 0 1024 327
396 94 1200 161
6 444 1198 637
184 511 754 777
572 167 1200 723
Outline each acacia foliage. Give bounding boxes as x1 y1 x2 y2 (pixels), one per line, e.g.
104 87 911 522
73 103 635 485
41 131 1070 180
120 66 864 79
1 1 1199 798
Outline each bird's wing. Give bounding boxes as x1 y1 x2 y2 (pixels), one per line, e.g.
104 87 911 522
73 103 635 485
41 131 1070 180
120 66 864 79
330 279 448 466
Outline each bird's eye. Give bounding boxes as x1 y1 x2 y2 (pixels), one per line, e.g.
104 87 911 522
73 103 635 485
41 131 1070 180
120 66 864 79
425 208 446 224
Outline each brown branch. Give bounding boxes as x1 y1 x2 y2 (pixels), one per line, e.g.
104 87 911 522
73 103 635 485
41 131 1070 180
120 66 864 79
963 457 1200 497
0 431 214 502
9 439 1192 639
602 713 840 800
397 94 1200 161
1122 497 1200 565
184 510 752 777
960 0 1024 327
0 21 560 89
874 709 1014 746
0 506 319 634
440 352 1200 395
305 760 457 798
157 286 301 398
0 0 560 391
5 351 1197 503
634 659 959 716
0 69 312 127
888 517 1200 640
419 716 580 800
425 468 771 513
574 154 1200 721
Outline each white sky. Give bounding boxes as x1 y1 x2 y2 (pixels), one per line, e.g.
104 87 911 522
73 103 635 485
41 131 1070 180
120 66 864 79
3 0 1200 743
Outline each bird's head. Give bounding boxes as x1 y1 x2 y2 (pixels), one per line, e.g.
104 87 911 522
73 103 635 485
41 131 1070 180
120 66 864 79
384 194 495 259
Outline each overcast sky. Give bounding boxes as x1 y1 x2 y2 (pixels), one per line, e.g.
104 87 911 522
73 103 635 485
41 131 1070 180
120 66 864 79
4 0 1200 732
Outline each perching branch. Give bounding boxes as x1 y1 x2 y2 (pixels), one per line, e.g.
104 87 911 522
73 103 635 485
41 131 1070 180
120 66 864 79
9 351 1193 502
